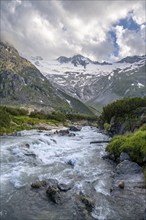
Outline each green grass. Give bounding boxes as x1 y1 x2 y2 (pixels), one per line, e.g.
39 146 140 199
104 122 110 132
0 106 97 135
106 127 146 164
0 115 61 135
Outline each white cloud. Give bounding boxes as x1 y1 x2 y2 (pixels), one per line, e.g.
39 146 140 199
115 24 146 58
1 0 146 61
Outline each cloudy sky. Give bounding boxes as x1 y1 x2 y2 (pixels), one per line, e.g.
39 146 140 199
1 0 146 61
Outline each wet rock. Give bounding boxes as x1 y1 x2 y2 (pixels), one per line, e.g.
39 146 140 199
25 153 36 158
66 159 76 167
37 130 45 133
116 160 142 175
50 139 57 144
79 193 95 212
56 129 70 136
20 143 30 149
31 180 47 189
69 126 81 132
118 181 125 189
68 133 76 137
44 133 51 136
13 131 21 136
46 185 62 204
120 152 131 162
25 143 30 148
102 153 116 161
58 183 73 192
38 139 46 143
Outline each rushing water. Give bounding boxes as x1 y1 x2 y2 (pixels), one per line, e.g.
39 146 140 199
0 126 145 220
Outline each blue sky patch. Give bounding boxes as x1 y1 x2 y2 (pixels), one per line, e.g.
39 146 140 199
114 16 140 32
108 31 119 57
109 15 141 58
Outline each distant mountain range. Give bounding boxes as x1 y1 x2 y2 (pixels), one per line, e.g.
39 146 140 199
1 40 145 114
57 54 146 67
29 53 146 107
57 54 111 67
0 42 93 115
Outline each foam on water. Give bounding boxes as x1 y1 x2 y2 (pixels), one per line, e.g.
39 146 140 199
1 127 109 186
0 126 115 220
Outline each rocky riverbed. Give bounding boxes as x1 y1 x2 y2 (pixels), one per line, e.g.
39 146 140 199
0 126 145 220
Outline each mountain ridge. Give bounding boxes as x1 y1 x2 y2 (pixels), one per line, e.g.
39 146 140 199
56 54 146 67
0 41 93 115
29 53 146 107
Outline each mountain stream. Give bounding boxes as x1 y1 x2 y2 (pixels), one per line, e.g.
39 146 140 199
0 126 145 220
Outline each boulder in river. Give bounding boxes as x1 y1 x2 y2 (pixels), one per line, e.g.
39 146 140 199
46 185 62 204
66 159 76 167
68 133 76 137
31 180 47 189
116 160 142 175
69 126 81 132
56 129 70 136
25 143 30 148
79 193 95 213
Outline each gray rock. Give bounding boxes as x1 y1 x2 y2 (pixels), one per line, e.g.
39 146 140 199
116 160 142 175
46 185 62 204
68 133 76 137
25 153 36 158
79 193 95 213
25 143 30 148
50 139 57 144
66 159 76 167
69 126 81 132
31 180 47 188
120 152 131 162
57 129 70 136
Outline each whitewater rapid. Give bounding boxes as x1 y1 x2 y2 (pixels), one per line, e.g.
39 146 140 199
0 126 145 220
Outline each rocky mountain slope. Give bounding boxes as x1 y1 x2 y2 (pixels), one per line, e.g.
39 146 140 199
0 42 93 115
29 54 146 107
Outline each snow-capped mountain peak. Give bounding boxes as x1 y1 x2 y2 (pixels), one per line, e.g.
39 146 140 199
28 54 146 106
57 54 92 68
117 55 146 64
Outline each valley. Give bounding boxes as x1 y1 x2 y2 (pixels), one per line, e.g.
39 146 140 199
29 54 146 106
